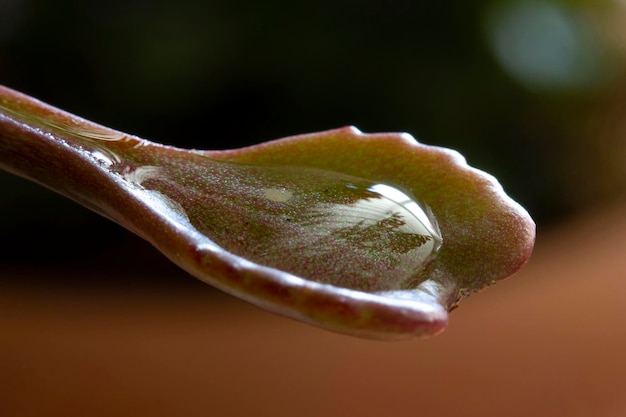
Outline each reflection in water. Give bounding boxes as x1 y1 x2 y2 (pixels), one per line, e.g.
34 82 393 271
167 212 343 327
275 181 442 291
300 183 440 261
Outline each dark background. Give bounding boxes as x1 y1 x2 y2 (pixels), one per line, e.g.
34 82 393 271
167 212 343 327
4 2 626 417
1 0 625 280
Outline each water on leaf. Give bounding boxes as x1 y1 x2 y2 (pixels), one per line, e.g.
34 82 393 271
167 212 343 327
112 154 443 293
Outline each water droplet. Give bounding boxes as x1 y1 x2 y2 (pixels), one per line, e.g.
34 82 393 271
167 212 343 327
105 152 442 293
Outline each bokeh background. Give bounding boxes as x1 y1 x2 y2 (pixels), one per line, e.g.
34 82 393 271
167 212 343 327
2 0 626 416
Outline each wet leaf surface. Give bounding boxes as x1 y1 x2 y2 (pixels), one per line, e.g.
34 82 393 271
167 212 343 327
0 85 535 339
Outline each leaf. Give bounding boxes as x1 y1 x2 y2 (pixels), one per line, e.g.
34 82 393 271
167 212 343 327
0 85 535 340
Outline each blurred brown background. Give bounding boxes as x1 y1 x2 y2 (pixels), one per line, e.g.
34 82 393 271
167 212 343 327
2 0 626 416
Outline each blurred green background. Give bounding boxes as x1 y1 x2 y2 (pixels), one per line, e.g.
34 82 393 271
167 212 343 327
1 0 626 282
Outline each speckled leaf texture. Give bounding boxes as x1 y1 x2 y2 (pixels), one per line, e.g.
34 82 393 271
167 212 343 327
0 85 535 340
